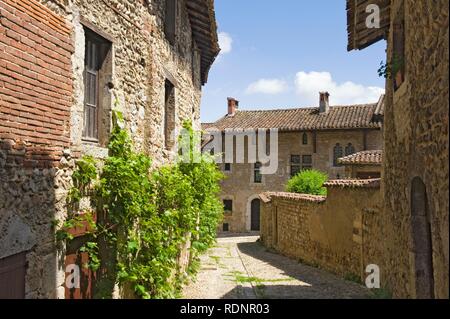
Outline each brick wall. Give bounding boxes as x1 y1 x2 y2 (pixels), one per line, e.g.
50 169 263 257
0 0 73 168
260 184 382 282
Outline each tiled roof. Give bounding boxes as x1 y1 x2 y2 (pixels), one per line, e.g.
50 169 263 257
259 192 327 203
338 150 383 165
324 179 381 189
201 123 215 131
205 97 384 132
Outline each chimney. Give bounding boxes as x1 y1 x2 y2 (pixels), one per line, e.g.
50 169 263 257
319 92 330 113
227 97 239 116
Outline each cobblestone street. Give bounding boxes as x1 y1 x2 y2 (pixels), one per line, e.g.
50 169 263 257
183 234 372 299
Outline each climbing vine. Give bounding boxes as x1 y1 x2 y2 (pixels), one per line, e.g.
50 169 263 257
56 113 224 299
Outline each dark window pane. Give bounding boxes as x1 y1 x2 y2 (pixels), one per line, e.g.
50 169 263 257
224 163 231 171
165 0 177 45
223 200 233 212
223 223 229 232
302 133 308 145
254 162 262 183
291 165 301 177
333 144 344 167
345 143 355 156
291 155 301 164
302 155 312 165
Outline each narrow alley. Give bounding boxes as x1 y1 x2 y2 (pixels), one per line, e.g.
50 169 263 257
183 235 372 299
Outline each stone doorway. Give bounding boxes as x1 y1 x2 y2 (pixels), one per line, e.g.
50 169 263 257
410 177 435 299
251 199 261 231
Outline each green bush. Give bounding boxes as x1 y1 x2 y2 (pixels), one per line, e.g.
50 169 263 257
286 169 328 196
57 114 224 299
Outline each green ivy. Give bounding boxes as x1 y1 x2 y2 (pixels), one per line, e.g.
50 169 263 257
56 113 224 299
378 54 404 79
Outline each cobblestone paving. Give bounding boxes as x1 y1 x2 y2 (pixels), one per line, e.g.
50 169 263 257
182 234 372 299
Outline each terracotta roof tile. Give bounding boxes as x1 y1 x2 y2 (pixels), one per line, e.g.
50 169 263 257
201 123 215 131
324 179 381 189
259 192 327 203
338 150 383 165
205 99 384 132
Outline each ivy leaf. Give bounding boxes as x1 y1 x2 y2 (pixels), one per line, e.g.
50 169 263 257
127 240 139 252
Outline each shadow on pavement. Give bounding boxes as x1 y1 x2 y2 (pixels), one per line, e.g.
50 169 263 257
233 241 371 299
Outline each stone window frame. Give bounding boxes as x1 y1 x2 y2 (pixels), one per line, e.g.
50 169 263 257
223 199 233 215
79 19 115 149
302 132 308 145
253 162 263 184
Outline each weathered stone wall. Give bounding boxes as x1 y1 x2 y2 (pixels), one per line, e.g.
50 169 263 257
64 0 202 165
260 185 382 282
1 0 211 298
220 129 382 232
381 0 449 298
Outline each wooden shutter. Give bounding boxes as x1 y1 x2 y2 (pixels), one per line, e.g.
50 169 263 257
0 252 27 299
165 0 177 45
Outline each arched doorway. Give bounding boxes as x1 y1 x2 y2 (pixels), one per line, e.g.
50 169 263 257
251 199 261 231
411 177 434 299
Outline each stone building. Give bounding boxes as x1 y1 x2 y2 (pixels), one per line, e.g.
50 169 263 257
0 0 219 298
203 93 384 233
347 0 448 298
338 150 382 179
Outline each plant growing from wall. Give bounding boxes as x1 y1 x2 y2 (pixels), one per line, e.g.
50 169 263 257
378 54 404 79
56 113 224 299
286 169 328 196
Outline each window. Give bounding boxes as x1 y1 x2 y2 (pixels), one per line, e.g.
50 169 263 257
83 28 112 142
302 155 313 170
254 162 263 183
333 144 343 167
393 2 405 91
164 0 177 45
302 132 308 145
223 223 229 232
290 155 301 177
223 200 233 213
265 130 271 155
224 163 231 172
345 143 355 156
164 80 175 150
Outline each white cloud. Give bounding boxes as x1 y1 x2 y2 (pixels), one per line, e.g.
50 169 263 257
294 71 384 105
246 79 289 95
218 32 232 55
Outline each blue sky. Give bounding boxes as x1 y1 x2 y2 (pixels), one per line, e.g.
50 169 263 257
200 0 387 123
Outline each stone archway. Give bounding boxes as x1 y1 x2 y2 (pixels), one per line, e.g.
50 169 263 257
410 177 435 299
